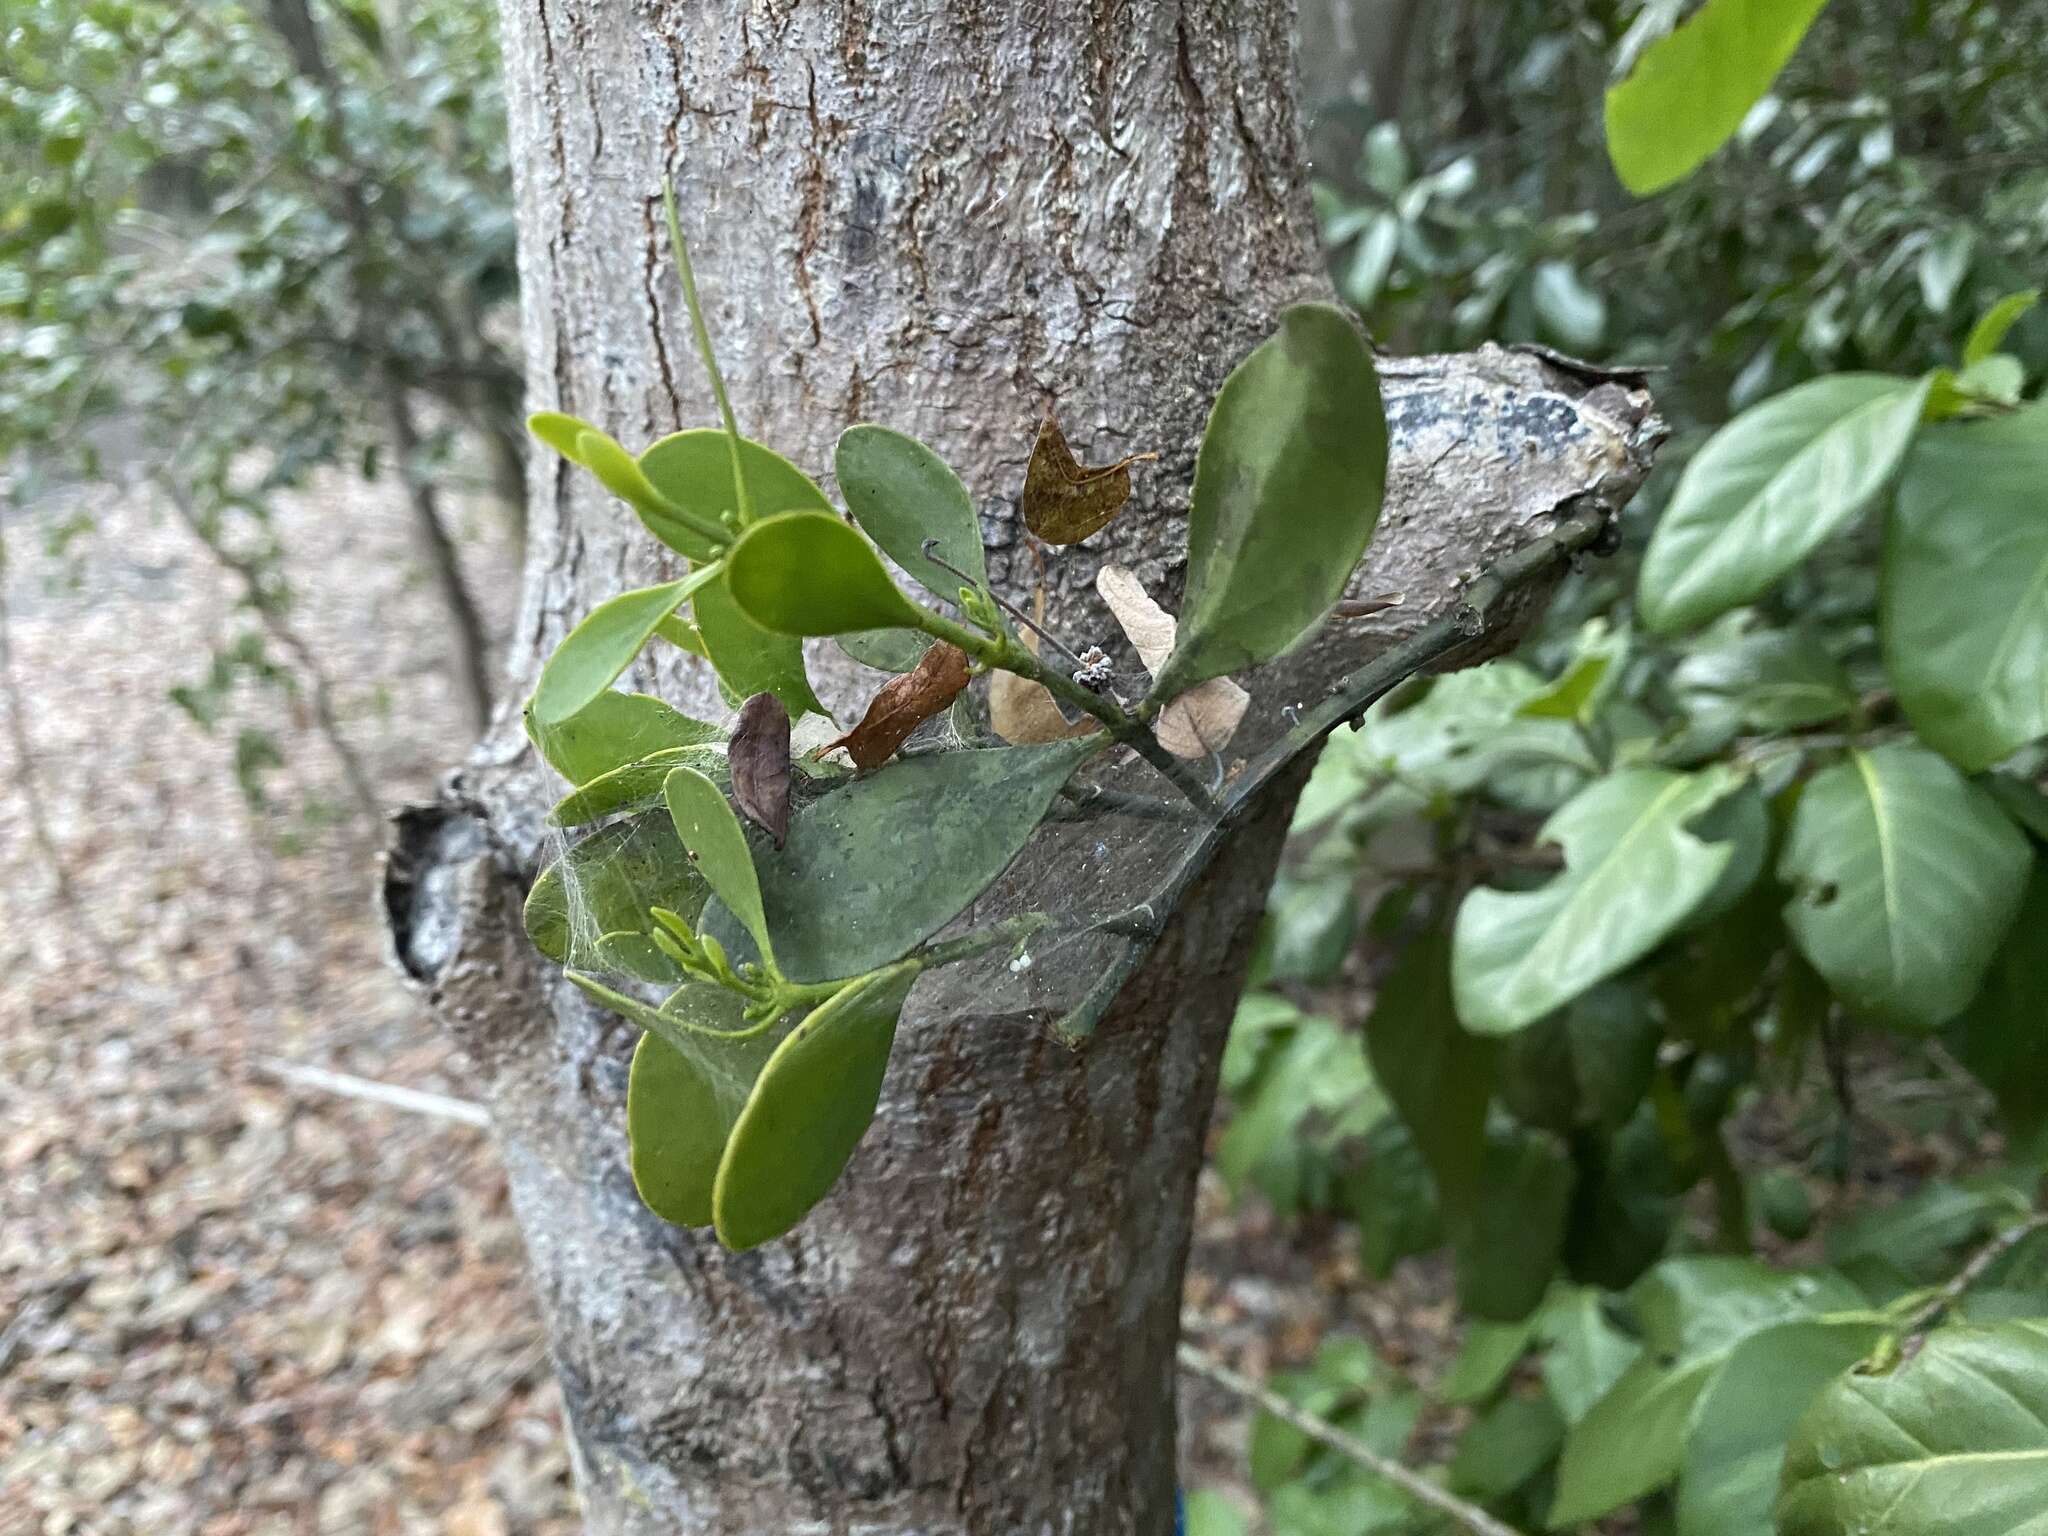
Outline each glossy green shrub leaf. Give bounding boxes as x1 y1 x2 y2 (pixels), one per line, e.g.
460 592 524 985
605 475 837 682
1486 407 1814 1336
1364 930 1494 1213
525 689 723 785
639 427 832 560
1947 862 2048 1144
1678 1319 1885 1536
836 627 933 673
1550 1259 1867 1526
1452 766 1743 1035
1779 744 2029 1031
1778 1322 2048 1536
623 989 781 1227
712 963 918 1250
724 511 929 638
523 814 709 979
1453 1127 1572 1322
835 425 988 600
1963 289 2039 367
703 736 1101 984
1638 373 1930 634
549 746 725 827
1351 662 1597 801
530 565 724 726
641 431 832 716
663 766 773 964
1884 403 2048 771
1155 304 1386 698
1603 0 1830 195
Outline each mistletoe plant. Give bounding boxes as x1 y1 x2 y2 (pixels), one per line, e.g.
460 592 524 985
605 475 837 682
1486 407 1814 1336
516 189 1603 1252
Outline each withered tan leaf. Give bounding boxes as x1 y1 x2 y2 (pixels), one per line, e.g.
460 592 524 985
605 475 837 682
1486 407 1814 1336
730 692 792 847
1020 413 1157 545
825 642 972 769
1094 565 1250 759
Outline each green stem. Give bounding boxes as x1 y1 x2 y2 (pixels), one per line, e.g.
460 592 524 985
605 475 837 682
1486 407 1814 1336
1054 508 1613 1038
661 180 754 527
909 606 1220 811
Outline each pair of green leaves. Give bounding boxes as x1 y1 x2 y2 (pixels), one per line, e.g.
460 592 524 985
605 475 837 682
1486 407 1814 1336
582 963 916 1250
1550 1257 1881 1531
528 418 832 724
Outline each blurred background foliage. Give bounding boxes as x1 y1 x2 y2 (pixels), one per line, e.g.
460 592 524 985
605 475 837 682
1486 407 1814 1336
1 0 517 815
1202 3 2048 1532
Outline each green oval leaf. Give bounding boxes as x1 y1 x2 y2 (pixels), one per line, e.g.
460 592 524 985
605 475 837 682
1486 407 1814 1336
693 574 827 722
1602 0 1831 196
724 511 928 637
1778 1321 2048 1536
663 766 773 965
525 689 724 785
704 736 1101 983
642 430 833 715
1883 403 2048 771
1638 373 1931 634
523 813 709 980
835 425 988 600
530 565 724 726
623 987 780 1227
1155 304 1387 698
713 963 919 1249
1779 743 2030 1031
638 428 831 560
1451 766 1743 1035
577 429 697 535
549 745 726 827
1552 1259 1869 1526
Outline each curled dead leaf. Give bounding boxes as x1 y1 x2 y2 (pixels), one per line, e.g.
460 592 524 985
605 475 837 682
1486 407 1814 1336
1021 413 1157 545
730 692 791 846
1095 565 1250 759
826 642 972 769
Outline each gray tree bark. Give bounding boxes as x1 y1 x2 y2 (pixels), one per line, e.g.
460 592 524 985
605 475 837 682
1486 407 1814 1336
383 4 1659 1533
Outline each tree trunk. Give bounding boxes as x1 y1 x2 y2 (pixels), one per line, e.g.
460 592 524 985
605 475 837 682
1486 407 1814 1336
383 4 1658 1532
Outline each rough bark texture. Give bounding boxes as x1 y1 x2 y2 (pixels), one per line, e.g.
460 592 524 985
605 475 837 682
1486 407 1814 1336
383 4 1659 1533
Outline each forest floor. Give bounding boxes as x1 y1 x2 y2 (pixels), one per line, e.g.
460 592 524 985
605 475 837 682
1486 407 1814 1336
0 464 1380 1536
0 463 1990 1535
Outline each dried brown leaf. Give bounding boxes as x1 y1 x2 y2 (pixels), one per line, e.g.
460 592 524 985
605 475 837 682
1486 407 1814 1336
1094 565 1250 759
730 692 791 846
825 642 972 769
1020 413 1157 545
